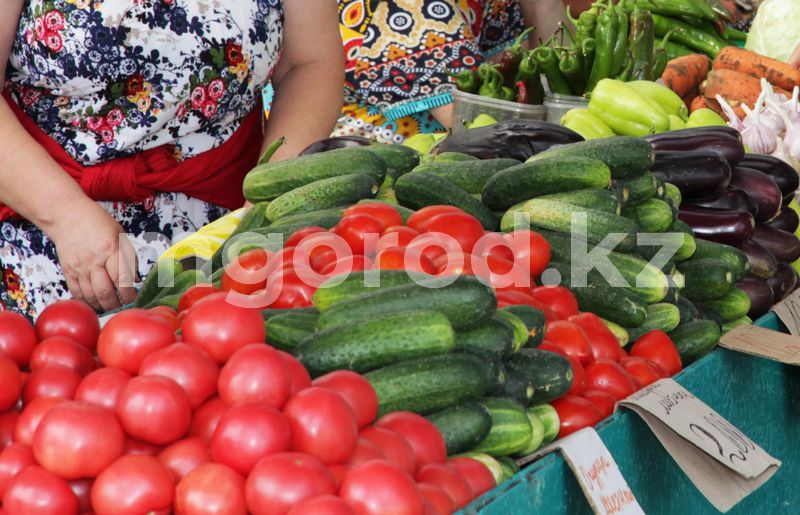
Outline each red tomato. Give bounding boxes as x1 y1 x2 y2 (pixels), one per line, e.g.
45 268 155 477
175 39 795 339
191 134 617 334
629 330 682 376
378 226 420 251
495 289 537 306
221 249 271 295
334 214 385 256
310 249 338 273
181 294 265 363
264 269 317 309
188 397 227 444
417 482 455 515
312 370 379 429
620 357 668 388
446 457 496 497
504 230 551 278
91 455 174 515
287 495 355 515
22 365 81 405
584 359 639 401
359 426 416 475
0 356 21 412
327 464 348 490
148 306 181 331
344 203 403 230
13 397 65 446
405 233 460 265
33 401 125 479
345 437 387 469
551 395 604 438
218 344 290 408
581 389 618 419
285 226 327 249
116 375 192 445
139 343 220 409
124 437 163 456
319 255 373 277
471 254 531 291
545 321 593 366
157 437 211 482
277 351 312 396
340 460 424 515
406 206 463 231
29 337 94 377
0 443 36 499
67 477 92 515
564 353 587 396
374 247 437 274
531 286 579 320
284 387 359 465
0 411 20 452
74 367 132 410
0 312 37 367
97 309 175 374
375 412 446 472
175 462 247 515
472 231 515 262
435 251 473 277
3 465 78 515
35 300 100 352
567 313 622 362
245 452 337 515
210 402 291 475
178 285 223 313
416 463 474 508
416 212 484 253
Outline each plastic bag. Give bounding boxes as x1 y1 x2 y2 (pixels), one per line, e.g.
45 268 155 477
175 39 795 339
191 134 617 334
745 0 800 63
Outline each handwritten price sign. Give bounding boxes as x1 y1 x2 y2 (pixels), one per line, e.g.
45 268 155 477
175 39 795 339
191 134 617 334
719 324 800 365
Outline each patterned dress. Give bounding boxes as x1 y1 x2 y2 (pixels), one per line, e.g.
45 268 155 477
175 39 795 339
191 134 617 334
1 0 284 320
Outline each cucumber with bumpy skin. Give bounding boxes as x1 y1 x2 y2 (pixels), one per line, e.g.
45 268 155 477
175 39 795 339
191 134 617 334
622 198 675 233
471 397 533 457
514 410 545 456
266 312 318 352
492 311 528 352
669 320 721 364
501 305 546 347
266 173 378 221
529 404 560 445
503 349 574 406
691 238 750 281
697 288 752 322
614 173 660 205
410 159 520 194
527 136 654 179
722 315 752 333
135 258 183 307
426 403 492 455
539 188 622 215
454 318 515 360
366 144 420 180
678 258 734 301
312 270 440 311
627 303 681 341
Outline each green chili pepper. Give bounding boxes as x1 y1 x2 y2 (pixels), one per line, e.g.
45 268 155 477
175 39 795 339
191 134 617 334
515 50 544 104
722 26 747 43
447 69 481 94
586 2 617 92
615 49 634 82
477 64 505 99
581 38 596 83
654 37 693 60
651 14 727 58
609 4 629 78
628 7 655 81
587 78 669 136
650 28 676 79
568 4 600 44
558 48 585 95
500 86 515 102
630 0 716 23
533 46 572 96
498 27 534 87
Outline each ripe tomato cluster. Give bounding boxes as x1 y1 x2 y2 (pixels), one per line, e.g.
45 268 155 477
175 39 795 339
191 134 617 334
0 297 495 515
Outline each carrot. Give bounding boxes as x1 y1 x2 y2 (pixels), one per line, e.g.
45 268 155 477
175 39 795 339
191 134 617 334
690 95 709 113
700 69 791 116
713 46 800 92
661 54 711 98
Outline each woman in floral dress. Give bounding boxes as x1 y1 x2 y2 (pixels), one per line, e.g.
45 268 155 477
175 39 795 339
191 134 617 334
0 0 343 320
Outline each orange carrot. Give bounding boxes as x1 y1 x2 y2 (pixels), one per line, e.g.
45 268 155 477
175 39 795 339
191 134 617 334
701 69 791 116
714 46 800 92
661 54 711 98
690 95 709 113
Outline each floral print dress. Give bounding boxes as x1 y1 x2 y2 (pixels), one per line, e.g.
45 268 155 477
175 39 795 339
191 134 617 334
1 0 284 320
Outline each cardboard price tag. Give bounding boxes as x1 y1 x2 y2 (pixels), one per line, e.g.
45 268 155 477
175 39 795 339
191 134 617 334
771 287 800 337
719 324 800 365
618 379 780 512
518 427 644 515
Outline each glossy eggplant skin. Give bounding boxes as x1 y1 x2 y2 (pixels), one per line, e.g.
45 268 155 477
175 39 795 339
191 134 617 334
737 276 775 319
739 239 778 279
729 167 782 223
645 127 745 165
750 224 800 263
651 151 731 201
765 207 800 233
300 136 370 155
687 189 758 217
677 207 754 246
435 120 583 161
738 154 799 199
766 262 798 302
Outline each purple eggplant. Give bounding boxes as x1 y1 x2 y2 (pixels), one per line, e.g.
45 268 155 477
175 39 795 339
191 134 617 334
687 189 758 217
739 239 778 279
766 262 798 302
651 151 732 201
729 166 782 222
678 207 754 246
737 276 775 319
750 224 800 263
765 207 800 233
645 127 745 165
300 136 371 155
737 154 799 199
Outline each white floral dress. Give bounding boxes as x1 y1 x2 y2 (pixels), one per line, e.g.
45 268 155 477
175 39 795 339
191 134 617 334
1 0 283 320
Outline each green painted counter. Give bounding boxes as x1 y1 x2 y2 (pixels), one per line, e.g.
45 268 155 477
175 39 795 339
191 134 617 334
462 313 799 514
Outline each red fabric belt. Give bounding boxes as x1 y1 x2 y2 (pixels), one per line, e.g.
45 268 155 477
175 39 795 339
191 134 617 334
1 91 263 221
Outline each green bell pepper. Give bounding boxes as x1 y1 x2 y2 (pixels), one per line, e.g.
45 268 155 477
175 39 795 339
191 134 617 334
587 78 669 135
561 108 615 139
626 80 688 121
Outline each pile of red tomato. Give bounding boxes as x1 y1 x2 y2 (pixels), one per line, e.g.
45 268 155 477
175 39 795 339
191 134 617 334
0 296 495 515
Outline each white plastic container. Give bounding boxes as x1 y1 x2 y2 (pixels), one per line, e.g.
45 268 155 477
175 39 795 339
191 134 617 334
544 93 589 125
452 89 546 133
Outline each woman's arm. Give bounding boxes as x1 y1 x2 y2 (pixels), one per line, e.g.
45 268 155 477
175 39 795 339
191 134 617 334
261 0 344 160
0 1 137 310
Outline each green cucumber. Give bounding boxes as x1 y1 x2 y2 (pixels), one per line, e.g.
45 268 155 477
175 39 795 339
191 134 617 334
143 269 206 309
671 220 697 261
454 318 515 360
503 349 573 406
540 188 622 215
602 318 630 347
296 310 454 376
426 403 492 455
502 199 639 253
527 136 654 179
663 182 682 207
471 398 533 457
492 311 528 352
316 275 496 331
366 144 420 180
614 173 659 205
627 303 681 341
676 296 700 323
365 353 491 416
621 199 674 233
501 305 546 347
668 320 721 364
482 157 612 211
454 453 504 485
697 288 751 322
691 239 750 281
483 355 508 396
266 174 378 222
410 159 520 194
268 206 345 228
434 152 478 162
266 312 318 352
262 307 319 320
497 456 521 481
696 304 724 329
135 258 183 307
394 172 499 229
677 258 734 301
243 147 386 201
514 410 545 456
152 292 181 311
313 270 439 311
722 315 752 333
529 404 560 445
